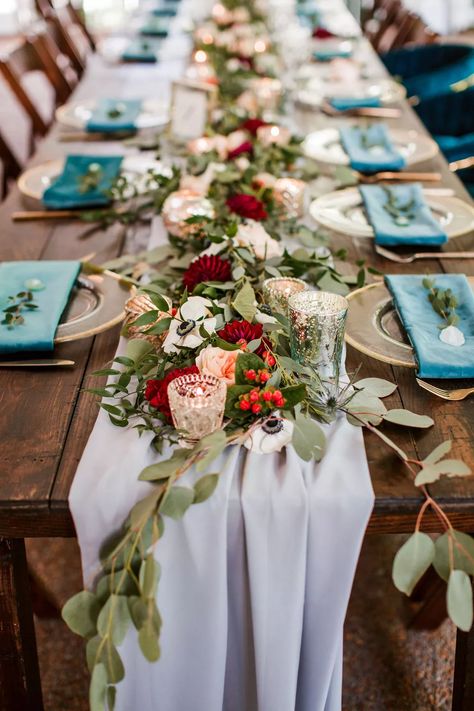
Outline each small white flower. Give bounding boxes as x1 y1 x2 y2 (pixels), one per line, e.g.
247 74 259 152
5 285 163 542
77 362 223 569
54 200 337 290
235 156 250 171
235 220 284 260
255 309 278 325
439 325 465 347
243 416 294 454
226 129 249 152
162 296 216 353
180 163 225 195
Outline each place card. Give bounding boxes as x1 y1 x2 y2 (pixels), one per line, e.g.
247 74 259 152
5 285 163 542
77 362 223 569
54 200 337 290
170 79 217 141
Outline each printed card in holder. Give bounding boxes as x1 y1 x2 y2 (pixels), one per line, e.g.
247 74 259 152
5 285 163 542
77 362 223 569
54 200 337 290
170 79 217 141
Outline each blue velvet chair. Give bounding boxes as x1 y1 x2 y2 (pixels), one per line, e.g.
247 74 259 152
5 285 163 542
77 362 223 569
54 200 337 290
381 44 474 100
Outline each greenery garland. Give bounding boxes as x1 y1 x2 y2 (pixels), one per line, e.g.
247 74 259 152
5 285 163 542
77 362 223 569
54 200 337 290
62 2 474 709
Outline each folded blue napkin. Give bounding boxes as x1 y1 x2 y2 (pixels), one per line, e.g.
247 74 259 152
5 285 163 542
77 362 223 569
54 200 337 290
122 39 160 63
313 46 352 61
151 7 177 16
385 274 474 378
329 96 381 111
0 261 81 354
86 99 142 134
339 124 406 173
42 155 123 210
139 16 170 37
359 184 448 246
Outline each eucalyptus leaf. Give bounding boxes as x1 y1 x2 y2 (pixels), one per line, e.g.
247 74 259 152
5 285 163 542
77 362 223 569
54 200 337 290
139 554 161 599
290 413 326 462
138 622 161 662
423 440 452 466
139 449 190 481
101 638 125 683
415 459 471 487
89 662 107 711
194 473 219 504
125 338 154 364
392 532 435 595
97 595 131 647
160 486 195 520
62 590 101 639
130 489 161 529
447 569 473 631
107 686 116 711
195 430 227 472
355 378 397 398
232 280 257 322
383 409 434 428
434 531 474 582
86 635 101 673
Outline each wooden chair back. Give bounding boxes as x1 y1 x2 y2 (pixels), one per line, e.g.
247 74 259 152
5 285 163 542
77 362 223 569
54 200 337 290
0 130 21 198
366 0 400 45
376 8 418 53
29 28 78 104
35 0 96 51
35 1 93 75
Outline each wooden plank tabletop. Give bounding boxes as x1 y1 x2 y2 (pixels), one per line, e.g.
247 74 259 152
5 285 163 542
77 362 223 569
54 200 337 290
0 44 473 539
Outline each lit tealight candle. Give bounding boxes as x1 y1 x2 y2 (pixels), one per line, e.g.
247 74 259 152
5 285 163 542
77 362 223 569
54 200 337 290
254 38 268 53
249 77 282 110
273 177 307 218
256 124 291 146
168 373 227 447
263 277 309 315
194 49 208 64
187 136 216 155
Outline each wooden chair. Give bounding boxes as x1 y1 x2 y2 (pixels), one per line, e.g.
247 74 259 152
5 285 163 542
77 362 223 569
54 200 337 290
29 28 78 104
376 9 419 53
366 0 400 47
35 1 93 76
35 0 96 51
0 129 21 198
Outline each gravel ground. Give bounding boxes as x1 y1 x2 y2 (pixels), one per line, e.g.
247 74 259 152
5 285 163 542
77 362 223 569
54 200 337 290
28 534 455 711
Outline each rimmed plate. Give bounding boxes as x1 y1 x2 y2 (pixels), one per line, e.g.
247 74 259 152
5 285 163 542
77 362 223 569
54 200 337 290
56 98 170 130
17 155 171 205
303 127 437 167
309 187 474 240
296 77 406 108
345 277 474 367
55 264 131 343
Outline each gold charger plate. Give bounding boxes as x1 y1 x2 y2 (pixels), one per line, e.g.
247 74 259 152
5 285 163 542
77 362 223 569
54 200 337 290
55 264 131 343
345 277 474 368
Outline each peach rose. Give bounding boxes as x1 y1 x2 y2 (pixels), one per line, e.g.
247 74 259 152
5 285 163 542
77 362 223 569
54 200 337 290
196 345 239 386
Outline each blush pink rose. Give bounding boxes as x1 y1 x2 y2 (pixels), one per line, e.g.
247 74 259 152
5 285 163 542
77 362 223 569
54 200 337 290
196 345 240 386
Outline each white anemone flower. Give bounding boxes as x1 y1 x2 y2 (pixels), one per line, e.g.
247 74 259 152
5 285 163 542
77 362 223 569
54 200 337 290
243 416 294 454
162 296 216 354
235 220 284 260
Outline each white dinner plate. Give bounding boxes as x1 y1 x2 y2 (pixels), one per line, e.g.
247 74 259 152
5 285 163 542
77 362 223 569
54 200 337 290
296 77 406 108
309 187 474 240
55 98 170 130
303 127 438 167
18 155 172 204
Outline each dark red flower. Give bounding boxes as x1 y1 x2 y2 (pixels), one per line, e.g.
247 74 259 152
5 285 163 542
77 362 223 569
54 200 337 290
241 118 268 136
228 141 254 160
312 27 335 39
218 319 268 357
183 254 232 292
145 365 199 420
226 194 268 221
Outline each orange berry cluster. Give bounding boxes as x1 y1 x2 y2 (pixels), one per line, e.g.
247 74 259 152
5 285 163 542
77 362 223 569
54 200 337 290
237 369 286 414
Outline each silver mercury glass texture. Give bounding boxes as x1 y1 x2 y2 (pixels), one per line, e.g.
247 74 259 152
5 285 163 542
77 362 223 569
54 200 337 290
288 291 349 379
167 373 227 447
263 276 309 315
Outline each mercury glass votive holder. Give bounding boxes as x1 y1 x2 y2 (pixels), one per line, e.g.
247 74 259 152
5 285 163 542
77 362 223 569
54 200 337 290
273 177 307 219
288 291 348 379
167 373 227 447
263 277 309 316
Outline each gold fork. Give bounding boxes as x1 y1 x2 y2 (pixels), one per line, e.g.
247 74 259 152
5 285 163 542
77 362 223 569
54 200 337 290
416 378 474 401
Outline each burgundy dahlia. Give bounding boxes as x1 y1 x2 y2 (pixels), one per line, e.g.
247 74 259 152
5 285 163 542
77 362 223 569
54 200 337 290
226 194 268 221
312 27 335 39
218 319 268 357
240 118 268 136
145 365 199 421
183 254 232 292
228 140 254 160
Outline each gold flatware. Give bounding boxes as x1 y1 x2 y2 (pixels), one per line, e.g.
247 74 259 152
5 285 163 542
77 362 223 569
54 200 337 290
0 359 76 368
12 210 86 222
416 378 474 401
375 245 474 263
58 131 136 142
357 171 442 184
82 261 138 288
320 100 401 119
449 156 474 172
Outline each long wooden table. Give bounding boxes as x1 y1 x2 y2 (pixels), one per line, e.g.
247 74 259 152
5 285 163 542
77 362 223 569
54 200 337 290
0 34 473 711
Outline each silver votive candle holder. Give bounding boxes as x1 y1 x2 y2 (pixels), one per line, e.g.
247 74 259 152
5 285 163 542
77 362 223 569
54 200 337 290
167 373 227 447
263 277 309 315
288 291 348 379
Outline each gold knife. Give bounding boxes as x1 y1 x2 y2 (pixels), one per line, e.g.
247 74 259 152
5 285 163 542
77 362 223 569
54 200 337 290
0 359 76 367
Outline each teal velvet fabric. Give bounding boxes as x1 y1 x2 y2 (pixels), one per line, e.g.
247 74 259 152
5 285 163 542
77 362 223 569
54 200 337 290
139 16 170 37
0 261 81 354
313 46 351 61
359 184 448 246
122 39 160 63
151 7 177 16
385 274 474 379
42 155 123 210
329 96 381 111
86 99 142 133
339 124 405 173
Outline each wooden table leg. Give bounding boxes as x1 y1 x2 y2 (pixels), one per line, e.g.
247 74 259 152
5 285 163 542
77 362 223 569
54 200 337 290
452 608 474 709
0 537 44 711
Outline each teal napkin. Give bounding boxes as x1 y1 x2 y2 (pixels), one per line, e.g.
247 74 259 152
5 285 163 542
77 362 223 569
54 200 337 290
360 184 448 246
329 96 381 111
139 16 170 37
122 39 160 63
313 47 352 61
86 99 142 134
0 261 81 354
385 274 474 378
339 124 405 172
151 7 177 16
42 155 123 210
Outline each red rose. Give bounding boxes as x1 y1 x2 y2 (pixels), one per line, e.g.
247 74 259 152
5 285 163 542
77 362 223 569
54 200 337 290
145 365 199 421
228 141 254 160
241 118 268 136
226 194 268 221
183 254 232 293
312 27 335 39
218 319 268 357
